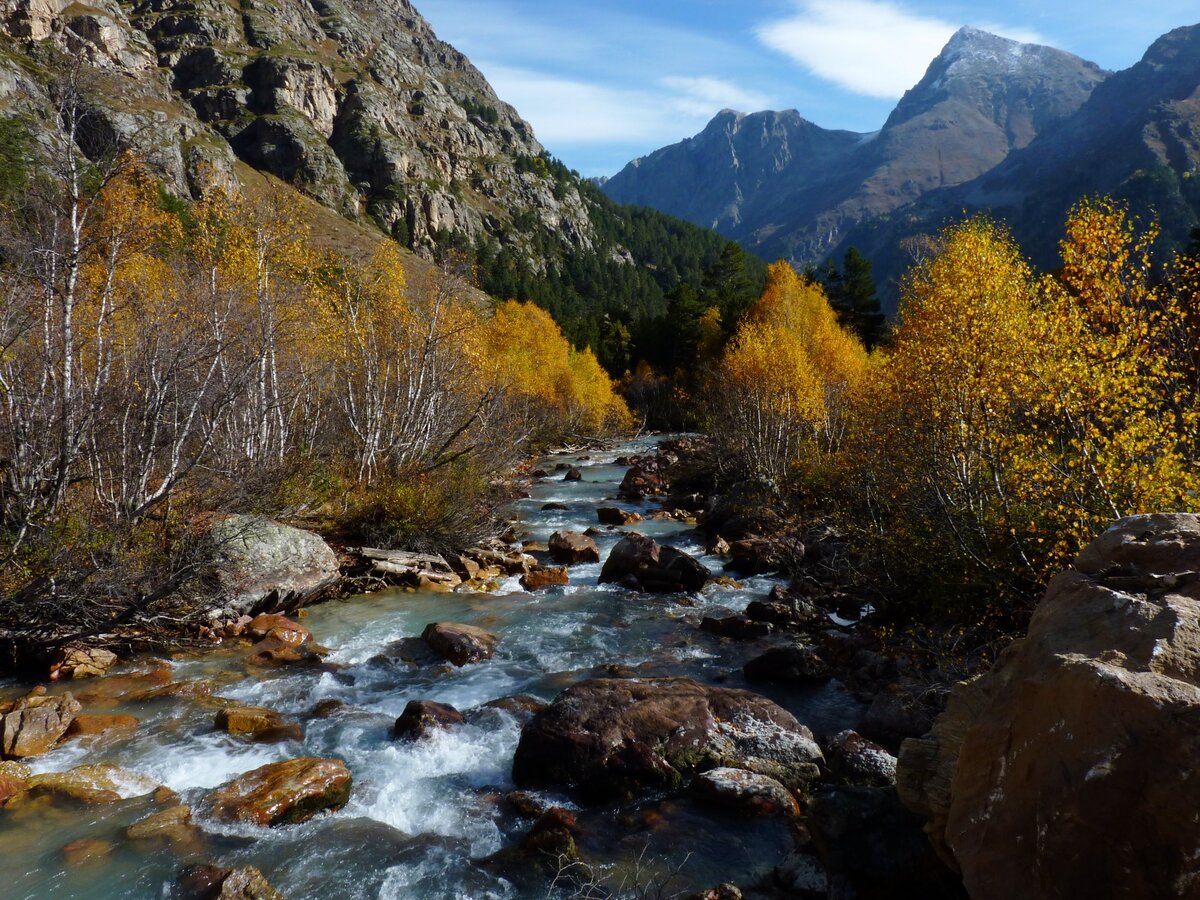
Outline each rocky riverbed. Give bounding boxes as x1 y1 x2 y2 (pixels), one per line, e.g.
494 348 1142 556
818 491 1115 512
0 437 898 899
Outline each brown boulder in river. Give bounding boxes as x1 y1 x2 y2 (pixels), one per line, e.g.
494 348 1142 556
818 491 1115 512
512 677 823 802
599 533 710 593
207 757 352 826
215 706 303 743
548 531 600 565
393 700 465 740
421 622 497 666
520 566 569 591
897 513 1200 898
0 689 81 759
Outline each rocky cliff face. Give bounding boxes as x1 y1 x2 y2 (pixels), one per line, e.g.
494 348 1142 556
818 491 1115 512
0 0 594 260
897 513 1200 899
604 26 1107 277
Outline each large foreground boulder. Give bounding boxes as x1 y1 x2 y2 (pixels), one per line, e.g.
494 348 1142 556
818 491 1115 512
897 513 1200 899
599 534 710 593
205 515 340 616
548 532 600 565
207 757 351 826
512 677 823 802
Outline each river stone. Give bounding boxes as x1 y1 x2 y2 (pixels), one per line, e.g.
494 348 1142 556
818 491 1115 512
215 706 303 743
126 804 203 851
520 566 569 591
177 864 284 900
205 514 340 617
0 760 30 804
208 757 352 826
1 689 82 758
62 837 114 867
393 700 464 740
599 534 710 593
597 507 642 526
563 467 583 481
66 713 140 739
512 677 823 802
692 767 799 817
246 614 313 645
49 645 118 680
548 532 600 565
421 623 497 666
826 730 897 787
700 615 773 639
14 764 159 807
898 513 1200 898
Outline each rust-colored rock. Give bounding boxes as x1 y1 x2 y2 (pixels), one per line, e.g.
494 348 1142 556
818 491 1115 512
177 864 284 900
247 613 312 645
62 837 114 866
12 764 159 807
1 690 81 758
49 645 118 680
207 757 352 826
421 622 497 666
66 713 139 739
692 767 800 817
897 513 1200 898
0 760 30 804
548 531 600 565
599 533 710 593
520 566 569 591
215 706 303 742
126 804 201 849
597 507 643 526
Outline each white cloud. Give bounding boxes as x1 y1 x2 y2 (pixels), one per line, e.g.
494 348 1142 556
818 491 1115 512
659 76 772 118
478 64 774 148
756 1 1046 99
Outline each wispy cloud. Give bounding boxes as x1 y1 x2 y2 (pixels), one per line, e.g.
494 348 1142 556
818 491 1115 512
481 66 774 147
756 0 1046 98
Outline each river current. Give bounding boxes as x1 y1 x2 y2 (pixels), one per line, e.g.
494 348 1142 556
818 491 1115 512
0 437 862 899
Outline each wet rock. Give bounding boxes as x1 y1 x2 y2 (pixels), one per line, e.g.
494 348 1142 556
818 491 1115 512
0 760 30 804
899 513 1200 899
520 566 569 591
597 507 643 526
541 502 569 511
1 689 81 758
215 706 303 743
548 531 600 565
62 837 114 866
707 535 732 556
246 613 312 645
619 463 666 500
478 694 547 722
826 730 897 787
700 615 773 640
393 700 465 740
530 468 550 478
309 699 346 718
519 806 578 858
447 554 482 583
512 677 823 802
808 785 961 900
744 646 832 684
563 467 583 481
176 864 284 900
599 533 710 593
13 764 159 807
66 713 140 740
127 680 215 701
204 514 340 617
421 622 497 667
207 757 352 826
246 633 329 668
504 790 547 818
49 644 118 680
126 804 202 850
692 767 799 817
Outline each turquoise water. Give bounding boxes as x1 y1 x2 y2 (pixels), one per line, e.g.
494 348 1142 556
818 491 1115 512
0 439 861 898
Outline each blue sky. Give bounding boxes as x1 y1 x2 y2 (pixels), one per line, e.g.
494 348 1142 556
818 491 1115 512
419 0 1199 177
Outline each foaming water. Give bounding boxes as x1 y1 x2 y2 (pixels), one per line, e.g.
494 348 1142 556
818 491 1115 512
0 436 864 898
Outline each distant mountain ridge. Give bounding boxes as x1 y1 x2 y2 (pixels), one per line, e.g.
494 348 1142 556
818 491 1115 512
601 25 1200 307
